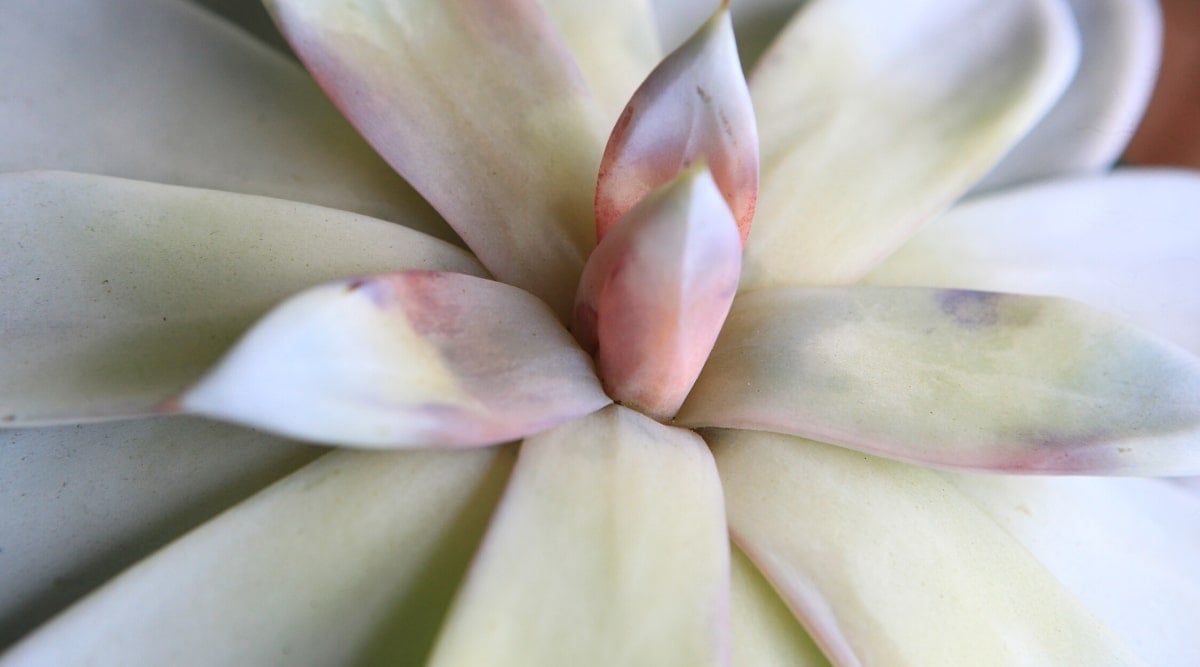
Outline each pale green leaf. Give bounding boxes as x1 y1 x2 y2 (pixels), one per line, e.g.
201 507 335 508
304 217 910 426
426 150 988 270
0 172 482 425
713 429 1141 666
2 446 515 666
944 472 1200 666
866 169 1200 354
0 417 319 646
680 286 1200 475
429 405 730 666
539 0 663 126
971 0 1161 192
730 546 830 667
741 0 1079 289
0 0 452 241
266 0 609 319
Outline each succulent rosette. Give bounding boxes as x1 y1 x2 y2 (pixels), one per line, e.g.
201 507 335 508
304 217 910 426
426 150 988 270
2 0 1199 665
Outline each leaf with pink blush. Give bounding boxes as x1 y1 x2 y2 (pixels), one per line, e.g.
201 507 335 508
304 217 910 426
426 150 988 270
679 286 1200 475
265 0 608 320
428 406 730 667
595 1 758 244
574 164 741 420
181 272 610 449
0 171 482 427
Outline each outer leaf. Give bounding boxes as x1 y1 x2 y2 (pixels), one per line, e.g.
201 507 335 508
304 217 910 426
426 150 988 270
730 546 831 667
595 2 758 244
712 429 1141 666
0 417 319 646
741 0 1079 290
679 287 1200 475
866 170 1200 354
0 0 452 242
539 0 663 125
266 0 608 320
2 446 515 666
575 165 741 419
0 172 482 425
944 472 1200 666
182 272 609 448
971 0 1162 192
429 405 730 667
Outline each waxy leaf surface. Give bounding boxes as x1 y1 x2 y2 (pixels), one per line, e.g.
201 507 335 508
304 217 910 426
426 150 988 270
2 447 514 666
430 406 729 667
867 170 1200 354
0 417 319 646
680 286 1200 475
742 0 1079 289
595 3 758 243
0 172 482 425
713 430 1140 666
575 166 741 419
972 0 1161 191
183 272 609 448
539 0 663 125
0 0 452 241
730 546 830 667
945 472 1200 666
267 0 608 319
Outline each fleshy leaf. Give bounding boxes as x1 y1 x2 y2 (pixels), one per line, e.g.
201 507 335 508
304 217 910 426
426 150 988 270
730 546 831 667
0 417 320 646
0 0 453 242
741 0 1079 289
595 2 758 244
266 0 607 320
0 171 482 425
2 446 514 666
712 429 1141 666
181 272 609 448
971 0 1162 192
867 169 1200 354
679 286 1200 475
429 406 729 666
539 0 663 125
574 165 741 419
944 472 1200 666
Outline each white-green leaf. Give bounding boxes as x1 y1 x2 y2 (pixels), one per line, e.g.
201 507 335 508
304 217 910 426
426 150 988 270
429 406 730 666
2 446 515 666
0 417 319 647
730 546 830 667
971 0 1162 192
0 0 452 241
680 286 1200 475
0 172 482 425
866 169 1200 354
741 0 1080 289
713 429 1141 666
266 0 609 319
539 0 663 125
183 272 609 448
944 472 1200 666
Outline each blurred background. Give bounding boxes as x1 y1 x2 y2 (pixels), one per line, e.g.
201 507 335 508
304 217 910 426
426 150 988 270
1125 0 1200 167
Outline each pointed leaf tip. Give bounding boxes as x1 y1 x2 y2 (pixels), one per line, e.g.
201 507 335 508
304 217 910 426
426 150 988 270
182 271 610 448
575 166 742 419
682 286 1200 475
595 3 758 244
